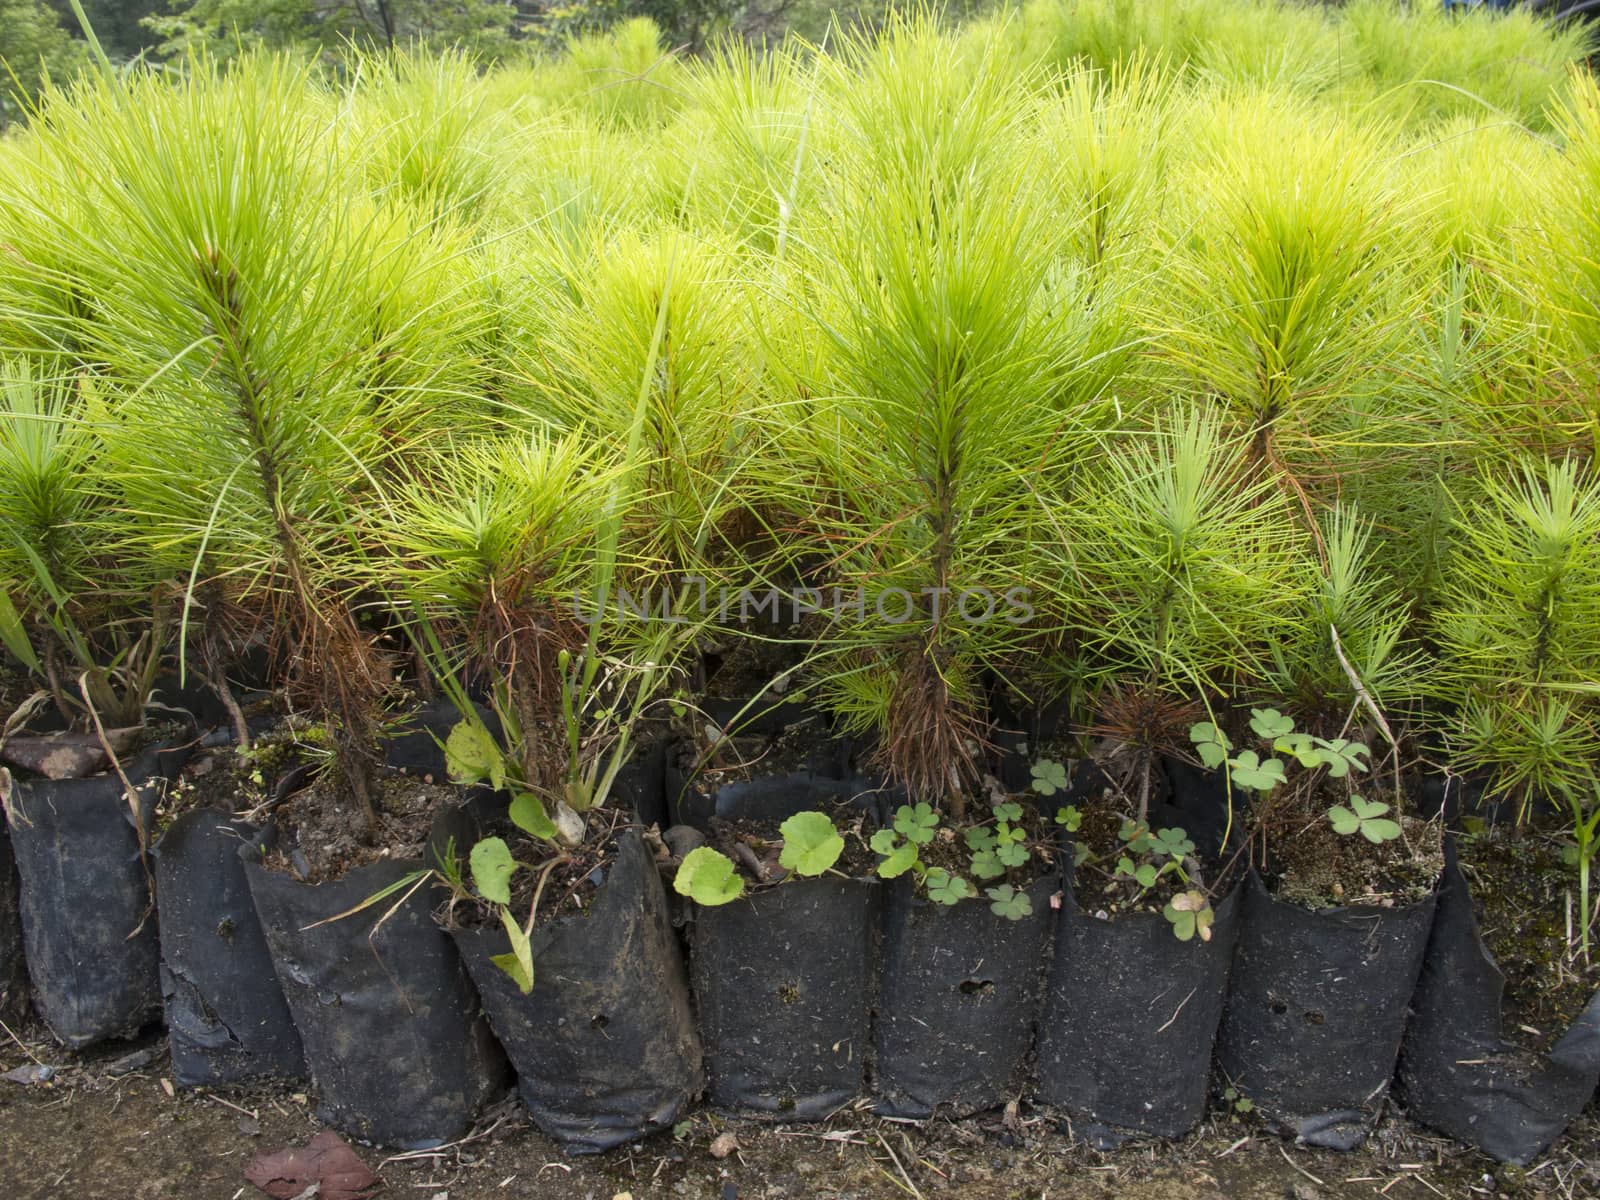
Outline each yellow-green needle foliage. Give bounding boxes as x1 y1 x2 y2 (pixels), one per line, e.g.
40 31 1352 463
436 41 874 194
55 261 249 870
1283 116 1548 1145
1065 406 1308 699
1433 459 1600 807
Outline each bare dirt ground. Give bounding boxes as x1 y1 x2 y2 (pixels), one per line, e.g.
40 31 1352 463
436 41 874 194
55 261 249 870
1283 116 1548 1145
0 1022 1595 1200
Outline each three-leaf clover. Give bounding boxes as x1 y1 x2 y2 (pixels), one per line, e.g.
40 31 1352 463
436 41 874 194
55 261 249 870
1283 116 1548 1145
894 803 940 845
987 884 1033 920
1055 805 1082 833
992 800 1023 823
1116 856 1159 889
926 869 975 905
1151 827 1195 861
1249 708 1295 740
1327 796 1402 844
1189 722 1233 768
870 828 919 878
778 811 844 876
1228 750 1287 793
674 847 746 905
996 839 1030 868
1031 758 1068 796
1315 738 1370 779
970 849 1005 880
1163 890 1215 942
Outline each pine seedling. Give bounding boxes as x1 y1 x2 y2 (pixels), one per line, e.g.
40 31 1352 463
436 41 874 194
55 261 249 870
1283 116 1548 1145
1433 458 1600 811
785 16 1098 818
22 57 432 833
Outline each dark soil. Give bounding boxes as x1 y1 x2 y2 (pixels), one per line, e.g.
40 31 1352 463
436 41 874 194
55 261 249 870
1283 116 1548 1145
154 728 316 832
708 800 879 887
1070 801 1214 915
698 629 806 706
0 1020 1595 1200
1459 824 1600 1057
446 807 632 935
1267 807 1443 910
912 798 1056 893
266 773 458 883
0 662 35 730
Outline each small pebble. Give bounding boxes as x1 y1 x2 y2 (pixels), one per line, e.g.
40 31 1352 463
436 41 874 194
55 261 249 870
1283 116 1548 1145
709 1132 739 1159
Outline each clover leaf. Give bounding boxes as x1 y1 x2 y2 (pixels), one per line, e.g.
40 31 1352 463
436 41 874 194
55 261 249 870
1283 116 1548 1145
1327 795 1401 843
997 840 1029 868
987 884 1033 920
965 825 996 853
1314 738 1371 779
1031 758 1068 796
870 828 919 878
970 849 1005 880
1189 721 1232 768
1163 890 1215 942
894 802 940 846
1152 827 1195 861
926 869 974 905
1229 750 1286 793
1249 708 1295 740
1055 805 1082 832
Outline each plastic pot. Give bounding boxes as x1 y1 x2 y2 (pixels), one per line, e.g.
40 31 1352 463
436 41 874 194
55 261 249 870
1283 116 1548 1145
666 748 854 832
3 740 190 1048
1215 870 1437 1149
1395 846 1600 1165
241 825 508 1148
681 777 880 1118
1034 879 1242 1143
435 798 702 1152
0 818 26 1025
874 870 1058 1118
153 809 304 1087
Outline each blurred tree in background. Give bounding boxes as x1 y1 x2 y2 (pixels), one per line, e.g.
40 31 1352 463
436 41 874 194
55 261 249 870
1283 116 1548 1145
0 0 89 120
0 0 998 124
142 0 525 61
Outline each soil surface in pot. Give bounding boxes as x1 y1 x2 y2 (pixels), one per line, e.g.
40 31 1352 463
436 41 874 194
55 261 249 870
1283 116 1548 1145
704 798 879 886
445 806 635 935
264 773 457 883
1070 801 1222 913
2 1019 1596 1200
1457 824 1600 1056
154 724 313 831
1265 803 1442 909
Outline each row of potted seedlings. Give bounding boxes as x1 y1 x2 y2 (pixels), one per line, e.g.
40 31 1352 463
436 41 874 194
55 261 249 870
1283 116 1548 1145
2 392 1596 1161
2 657 1596 1164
